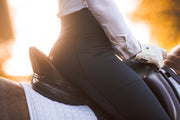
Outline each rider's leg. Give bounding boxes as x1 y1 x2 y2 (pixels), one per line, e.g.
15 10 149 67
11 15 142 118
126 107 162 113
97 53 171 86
49 9 170 120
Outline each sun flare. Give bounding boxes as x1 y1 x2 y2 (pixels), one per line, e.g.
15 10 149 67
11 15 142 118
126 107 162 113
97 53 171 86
4 0 60 76
4 0 150 76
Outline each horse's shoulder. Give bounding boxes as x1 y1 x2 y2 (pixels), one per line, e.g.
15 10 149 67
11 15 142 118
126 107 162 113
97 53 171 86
0 77 30 120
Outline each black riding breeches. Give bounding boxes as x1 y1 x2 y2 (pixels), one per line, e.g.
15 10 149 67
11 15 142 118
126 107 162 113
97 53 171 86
49 9 170 120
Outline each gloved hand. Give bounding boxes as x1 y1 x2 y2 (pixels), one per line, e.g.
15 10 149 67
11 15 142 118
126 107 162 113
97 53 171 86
135 44 167 68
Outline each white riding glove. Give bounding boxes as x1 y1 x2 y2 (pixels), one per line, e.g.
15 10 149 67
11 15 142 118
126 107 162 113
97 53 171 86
135 44 167 68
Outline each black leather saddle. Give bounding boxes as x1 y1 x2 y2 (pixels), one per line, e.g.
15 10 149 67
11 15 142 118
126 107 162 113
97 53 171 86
126 60 180 120
29 47 90 105
29 47 180 120
29 47 112 120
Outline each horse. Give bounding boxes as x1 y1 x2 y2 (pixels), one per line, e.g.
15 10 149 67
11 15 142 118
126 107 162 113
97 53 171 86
0 77 98 120
0 45 180 120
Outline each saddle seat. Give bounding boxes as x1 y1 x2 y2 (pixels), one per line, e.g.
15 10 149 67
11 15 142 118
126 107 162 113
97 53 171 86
29 47 180 120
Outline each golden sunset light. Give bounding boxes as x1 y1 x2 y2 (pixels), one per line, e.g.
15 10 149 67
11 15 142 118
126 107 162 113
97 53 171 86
114 0 151 44
3 0 154 76
4 0 60 76
0 1 180 119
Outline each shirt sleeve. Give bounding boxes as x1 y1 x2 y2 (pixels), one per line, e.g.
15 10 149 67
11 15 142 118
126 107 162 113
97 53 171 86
86 0 141 60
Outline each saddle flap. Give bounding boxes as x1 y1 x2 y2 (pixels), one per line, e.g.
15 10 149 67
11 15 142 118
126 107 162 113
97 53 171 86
144 71 180 120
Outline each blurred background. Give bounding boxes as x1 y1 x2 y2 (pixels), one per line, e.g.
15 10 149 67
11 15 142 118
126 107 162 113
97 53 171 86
0 0 180 82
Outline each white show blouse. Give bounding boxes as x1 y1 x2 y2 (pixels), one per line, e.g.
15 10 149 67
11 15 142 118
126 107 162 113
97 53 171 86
57 0 141 60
